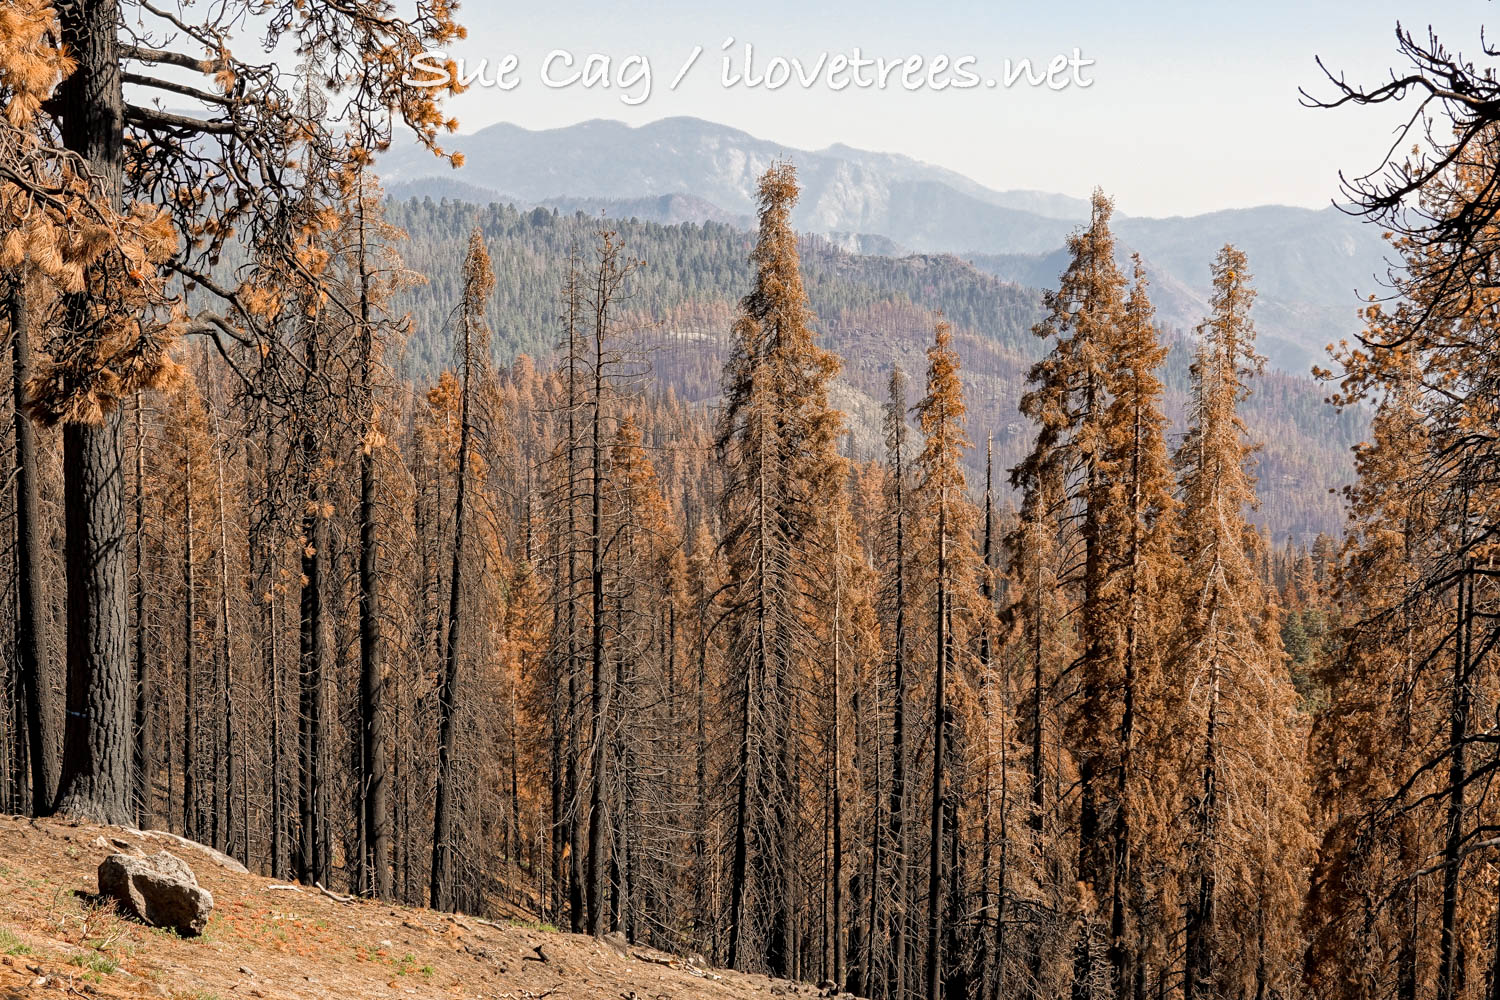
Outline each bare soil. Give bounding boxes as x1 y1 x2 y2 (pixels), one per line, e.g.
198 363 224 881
0 813 841 1000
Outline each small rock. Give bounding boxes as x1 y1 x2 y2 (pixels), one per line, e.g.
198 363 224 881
98 850 214 936
239 965 256 976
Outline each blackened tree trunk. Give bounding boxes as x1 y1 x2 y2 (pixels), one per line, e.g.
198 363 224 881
694 592 713 955
944 709 966 1000
8 276 59 816
432 234 488 911
358 392 390 898
429 390 467 911
976 441 996 1000
181 410 198 839
1437 563 1472 1000
1184 607 1222 1000
926 482 948 1000
887 436 910 1000
586 315 608 936
1026 540 1048 997
830 521 846 990
256 406 287 879
558 248 586 932
297 420 330 886
212 421 236 856
51 0 135 829
355 186 392 900
55 415 132 825
1110 401 1149 1000
131 395 151 828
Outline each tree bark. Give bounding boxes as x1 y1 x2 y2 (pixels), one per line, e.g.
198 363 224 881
925 469 948 1000
887 445 909 1000
212 419 236 857
586 327 608 936
211 424 231 853
1184 604 1222 1000
1437 563 1472 1000
297 419 330 886
431 280 477 912
52 0 136 830
131 395 151 829
54 415 133 825
8 275 60 816
562 264 586 932
830 522 845 991
257 409 287 879
355 187 392 900
181 409 198 839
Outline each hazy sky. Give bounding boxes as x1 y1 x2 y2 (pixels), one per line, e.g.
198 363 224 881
421 0 1490 217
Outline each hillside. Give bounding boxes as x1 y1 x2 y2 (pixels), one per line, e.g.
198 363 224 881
0 814 841 1000
387 196 1361 541
376 116 1391 371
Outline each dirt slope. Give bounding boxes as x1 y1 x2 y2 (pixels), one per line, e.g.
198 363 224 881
0 813 839 1000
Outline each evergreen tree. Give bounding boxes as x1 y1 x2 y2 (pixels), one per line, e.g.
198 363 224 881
717 162 844 975
911 318 981 1000
1170 247 1308 1000
1096 256 1179 998
431 229 493 911
1011 191 1130 998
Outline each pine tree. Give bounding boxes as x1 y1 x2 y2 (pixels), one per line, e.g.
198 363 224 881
583 229 644 937
718 162 844 974
431 229 493 911
880 366 914 1000
1097 256 1179 998
912 318 979 1000
342 161 400 900
1305 359 1436 1000
1170 246 1308 1000
1010 190 1129 998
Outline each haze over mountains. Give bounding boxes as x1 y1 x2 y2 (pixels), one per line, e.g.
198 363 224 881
380 115 1392 373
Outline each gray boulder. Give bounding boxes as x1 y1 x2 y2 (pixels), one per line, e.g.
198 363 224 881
98 850 214 936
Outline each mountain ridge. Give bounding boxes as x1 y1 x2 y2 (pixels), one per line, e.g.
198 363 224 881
379 115 1389 373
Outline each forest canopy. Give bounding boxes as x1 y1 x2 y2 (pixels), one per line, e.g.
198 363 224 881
4 8 1499 1000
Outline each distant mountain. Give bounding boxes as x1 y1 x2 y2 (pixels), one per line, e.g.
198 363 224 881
379 116 1391 372
380 116 1090 226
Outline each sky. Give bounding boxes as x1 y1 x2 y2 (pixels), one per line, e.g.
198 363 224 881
419 0 1492 217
